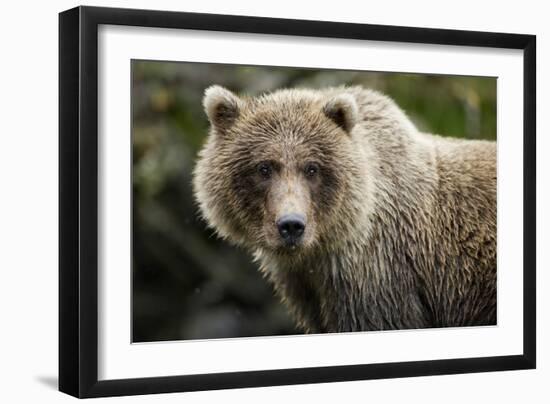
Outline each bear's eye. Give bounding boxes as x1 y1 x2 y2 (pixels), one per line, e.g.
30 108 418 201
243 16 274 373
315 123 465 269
305 163 319 178
257 162 272 179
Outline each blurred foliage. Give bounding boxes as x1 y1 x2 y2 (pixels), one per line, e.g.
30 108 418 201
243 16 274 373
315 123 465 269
132 60 496 342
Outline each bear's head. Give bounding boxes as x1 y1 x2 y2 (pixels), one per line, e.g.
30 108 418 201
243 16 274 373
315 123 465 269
193 86 372 257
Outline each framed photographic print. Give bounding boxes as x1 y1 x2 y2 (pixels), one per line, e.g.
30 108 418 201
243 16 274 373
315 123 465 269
59 6 536 398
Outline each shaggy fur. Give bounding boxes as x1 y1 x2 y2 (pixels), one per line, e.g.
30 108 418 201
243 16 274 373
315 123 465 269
193 85 496 333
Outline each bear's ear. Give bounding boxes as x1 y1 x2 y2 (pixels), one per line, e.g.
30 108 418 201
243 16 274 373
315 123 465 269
322 94 358 133
203 85 241 131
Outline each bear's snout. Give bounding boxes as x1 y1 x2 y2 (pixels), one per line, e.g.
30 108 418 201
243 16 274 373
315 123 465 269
276 213 306 246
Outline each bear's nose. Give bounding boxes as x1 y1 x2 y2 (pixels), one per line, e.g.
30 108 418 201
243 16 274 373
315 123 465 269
277 214 306 244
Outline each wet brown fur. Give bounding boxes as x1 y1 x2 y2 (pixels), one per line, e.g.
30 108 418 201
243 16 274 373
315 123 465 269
193 85 496 333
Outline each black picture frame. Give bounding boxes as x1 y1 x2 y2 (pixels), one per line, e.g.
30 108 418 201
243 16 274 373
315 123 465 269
59 5 536 398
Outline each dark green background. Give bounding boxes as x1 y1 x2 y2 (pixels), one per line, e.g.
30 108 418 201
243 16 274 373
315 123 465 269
132 60 496 342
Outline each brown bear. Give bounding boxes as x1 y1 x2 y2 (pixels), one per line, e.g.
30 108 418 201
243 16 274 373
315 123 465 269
193 85 496 333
